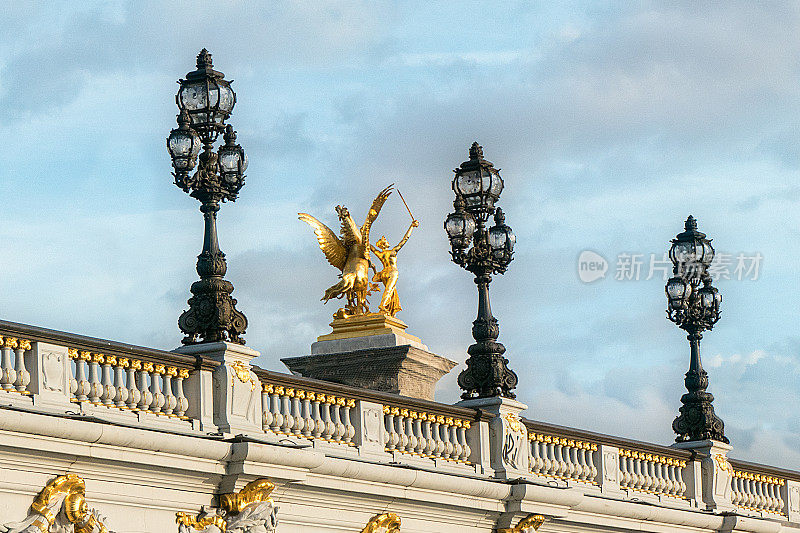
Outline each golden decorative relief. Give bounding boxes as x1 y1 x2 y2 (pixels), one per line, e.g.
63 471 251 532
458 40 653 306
4 337 18 348
177 478 278 533
619 448 686 467
714 454 732 473
220 479 275 514
3 473 112 533
529 432 597 451
230 361 257 391
503 413 523 434
497 514 546 532
360 512 401 533
732 469 785 485
18 340 31 350
176 513 227 532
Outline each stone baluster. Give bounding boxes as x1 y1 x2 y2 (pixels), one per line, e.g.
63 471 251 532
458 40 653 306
113 358 129 409
126 360 142 410
449 424 462 461
174 369 189 418
309 392 323 439
443 418 456 459
148 364 166 414
431 416 444 457
1 337 18 391
393 410 408 452
99 356 116 406
87 353 103 405
13 340 31 393
414 413 428 455
342 399 356 444
421 415 435 457
384 406 398 450
333 397 347 443
277 387 294 434
403 411 417 453
457 422 471 462
290 390 304 436
74 351 91 402
162 367 178 416
321 395 336 441
545 438 557 476
300 392 314 437
68 349 78 399
266 385 282 433
136 362 153 411
261 384 274 431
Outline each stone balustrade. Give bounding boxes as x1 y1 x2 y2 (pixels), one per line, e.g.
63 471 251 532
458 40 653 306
618 448 687 498
259 381 357 445
730 464 787 516
3 319 800 527
382 404 472 463
528 431 598 484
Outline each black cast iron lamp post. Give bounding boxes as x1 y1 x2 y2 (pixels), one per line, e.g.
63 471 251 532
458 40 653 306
167 49 248 345
445 142 518 399
666 215 727 443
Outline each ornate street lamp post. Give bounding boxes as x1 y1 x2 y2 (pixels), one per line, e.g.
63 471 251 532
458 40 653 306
167 49 248 345
666 216 727 443
445 143 518 399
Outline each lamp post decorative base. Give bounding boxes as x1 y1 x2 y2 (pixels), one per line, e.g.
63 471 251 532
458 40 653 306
673 369 728 444
178 201 248 346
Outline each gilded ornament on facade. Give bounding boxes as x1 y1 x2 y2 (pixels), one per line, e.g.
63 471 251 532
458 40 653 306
503 413 523 433
360 512 400 533
176 478 278 533
300 185 418 319
497 514 546 532
2 473 113 533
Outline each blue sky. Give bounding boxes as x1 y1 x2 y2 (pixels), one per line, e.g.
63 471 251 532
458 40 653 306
1 1 800 468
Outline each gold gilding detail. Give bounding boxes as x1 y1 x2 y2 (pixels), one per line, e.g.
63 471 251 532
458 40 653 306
104 356 116 366
130 359 142 370
18 339 32 350
220 478 276 515
143 362 154 372
166 367 178 377
154 364 166 374
4 337 18 349
179 368 190 379
503 413 523 433
262 383 274 393
347 399 356 408
29 473 110 533
79 351 92 361
176 512 227 532
497 513 546 532
68 349 79 359
360 512 401 533
336 397 345 406
117 358 129 368
91 353 104 364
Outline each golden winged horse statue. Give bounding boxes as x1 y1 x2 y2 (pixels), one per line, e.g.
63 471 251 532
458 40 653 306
299 185 393 318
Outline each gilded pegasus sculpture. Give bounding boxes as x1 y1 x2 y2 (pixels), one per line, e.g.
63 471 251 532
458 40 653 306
299 185 393 318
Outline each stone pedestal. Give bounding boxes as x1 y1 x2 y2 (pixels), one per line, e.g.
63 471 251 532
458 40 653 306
673 439 734 512
457 396 529 479
282 314 455 401
174 342 262 435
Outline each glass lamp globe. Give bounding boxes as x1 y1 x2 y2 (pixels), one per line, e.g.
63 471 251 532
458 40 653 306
218 126 247 186
489 208 515 264
452 142 504 213
444 196 476 249
176 49 236 142
669 216 715 274
666 276 691 309
167 110 201 172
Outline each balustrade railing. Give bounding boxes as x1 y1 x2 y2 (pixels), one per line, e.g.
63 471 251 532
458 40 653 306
618 448 687 498
730 468 786 515
67 349 191 418
259 381 356 446
4 319 800 526
0 336 31 395
528 432 597 484
383 405 471 463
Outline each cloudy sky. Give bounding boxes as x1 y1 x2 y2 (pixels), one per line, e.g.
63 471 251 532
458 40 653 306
1 1 799 468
